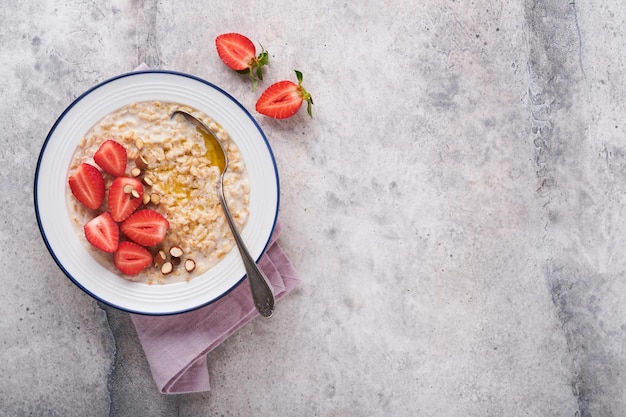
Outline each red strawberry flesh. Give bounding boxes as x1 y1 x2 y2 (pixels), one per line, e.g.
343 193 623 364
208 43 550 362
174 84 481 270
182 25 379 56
216 33 257 71
108 177 144 222
120 209 170 247
256 71 313 119
114 241 152 276
84 212 119 253
255 80 303 119
68 162 105 210
94 139 127 177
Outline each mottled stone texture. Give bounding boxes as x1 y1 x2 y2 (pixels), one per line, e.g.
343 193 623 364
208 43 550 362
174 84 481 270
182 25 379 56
2 0 626 416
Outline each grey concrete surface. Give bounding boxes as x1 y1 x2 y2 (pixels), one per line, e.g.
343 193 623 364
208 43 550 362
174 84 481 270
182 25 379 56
2 0 626 416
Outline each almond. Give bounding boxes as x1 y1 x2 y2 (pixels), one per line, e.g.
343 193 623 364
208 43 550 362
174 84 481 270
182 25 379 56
169 246 184 258
161 261 173 275
153 250 167 266
135 155 148 170
184 259 196 272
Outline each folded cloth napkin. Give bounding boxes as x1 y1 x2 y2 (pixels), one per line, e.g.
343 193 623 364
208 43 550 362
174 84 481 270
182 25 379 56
131 221 299 394
129 64 300 394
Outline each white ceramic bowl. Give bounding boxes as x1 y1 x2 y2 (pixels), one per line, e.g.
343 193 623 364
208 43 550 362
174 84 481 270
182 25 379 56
35 70 279 315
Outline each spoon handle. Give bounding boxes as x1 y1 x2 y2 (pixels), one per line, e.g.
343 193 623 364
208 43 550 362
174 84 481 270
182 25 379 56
217 181 275 317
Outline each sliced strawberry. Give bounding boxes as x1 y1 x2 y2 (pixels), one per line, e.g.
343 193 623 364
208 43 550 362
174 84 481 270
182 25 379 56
108 177 144 222
68 162 105 210
120 209 170 247
256 70 314 119
94 139 127 177
216 33 268 89
84 212 119 253
114 241 152 276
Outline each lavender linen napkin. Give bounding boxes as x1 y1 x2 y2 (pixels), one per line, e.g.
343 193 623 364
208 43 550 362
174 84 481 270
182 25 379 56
129 64 299 394
131 221 299 394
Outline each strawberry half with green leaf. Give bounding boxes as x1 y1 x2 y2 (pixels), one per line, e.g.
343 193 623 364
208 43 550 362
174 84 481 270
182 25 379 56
94 139 127 177
108 177 144 222
114 241 152 276
216 33 269 90
84 212 119 253
120 209 170 247
256 70 313 119
68 162 105 210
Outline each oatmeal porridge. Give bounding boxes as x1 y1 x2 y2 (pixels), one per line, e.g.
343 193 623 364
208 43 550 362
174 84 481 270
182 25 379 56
66 101 250 284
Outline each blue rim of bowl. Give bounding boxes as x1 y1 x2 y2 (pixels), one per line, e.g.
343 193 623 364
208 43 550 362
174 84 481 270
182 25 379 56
33 69 280 316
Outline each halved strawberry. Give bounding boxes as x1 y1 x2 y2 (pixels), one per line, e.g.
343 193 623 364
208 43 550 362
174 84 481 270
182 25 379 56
94 139 127 177
120 209 170 247
68 162 105 210
108 177 144 222
84 212 119 253
256 70 313 119
114 241 152 276
216 33 269 89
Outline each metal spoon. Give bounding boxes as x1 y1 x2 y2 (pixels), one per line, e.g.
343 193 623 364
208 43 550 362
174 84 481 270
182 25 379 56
171 110 275 317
